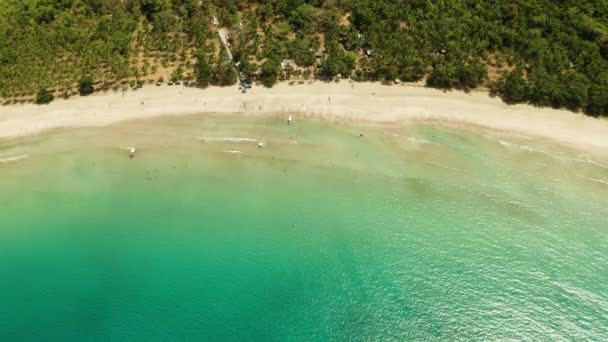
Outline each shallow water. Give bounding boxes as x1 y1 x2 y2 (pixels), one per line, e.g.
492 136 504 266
1 115 607 340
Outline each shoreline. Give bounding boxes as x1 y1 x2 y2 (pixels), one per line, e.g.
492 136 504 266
1 81 608 155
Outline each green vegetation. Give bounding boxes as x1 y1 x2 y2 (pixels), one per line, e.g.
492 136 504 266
211 50 238 86
1 0 607 116
495 69 527 104
260 59 280 87
78 77 95 96
194 52 212 88
35 89 54 104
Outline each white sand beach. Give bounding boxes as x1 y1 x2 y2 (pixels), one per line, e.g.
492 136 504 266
1 81 608 153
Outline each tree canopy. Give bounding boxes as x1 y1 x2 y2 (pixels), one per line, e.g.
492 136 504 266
78 76 95 96
36 88 54 104
1 0 607 116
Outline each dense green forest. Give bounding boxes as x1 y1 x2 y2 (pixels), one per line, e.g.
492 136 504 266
1 0 607 116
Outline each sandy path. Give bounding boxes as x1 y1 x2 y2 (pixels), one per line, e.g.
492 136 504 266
1 82 607 154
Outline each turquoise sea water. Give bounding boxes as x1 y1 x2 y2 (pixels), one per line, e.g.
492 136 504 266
1 115 607 340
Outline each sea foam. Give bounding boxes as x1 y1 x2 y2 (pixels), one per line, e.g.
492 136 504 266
498 140 608 169
577 174 608 186
0 154 29 163
197 136 258 143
